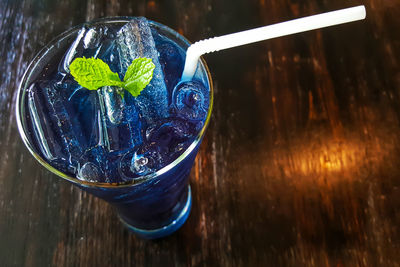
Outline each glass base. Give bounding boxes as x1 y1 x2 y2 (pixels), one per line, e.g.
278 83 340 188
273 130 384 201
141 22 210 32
118 185 192 239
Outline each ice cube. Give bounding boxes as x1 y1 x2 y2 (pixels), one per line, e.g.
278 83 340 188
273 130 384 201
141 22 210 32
77 145 121 183
66 86 99 149
29 79 86 173
145 118 196 161
171 81 209 122
118 116 197 182
77 162 103 182
77 146 111 183
115 17 169 122
28 85 61 161
119 142 165 181
155 39 185 97
27 83 78 174
59 25 118 74
96 87 143 152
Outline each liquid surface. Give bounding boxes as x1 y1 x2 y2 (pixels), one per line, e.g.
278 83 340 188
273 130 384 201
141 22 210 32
24 18 210 183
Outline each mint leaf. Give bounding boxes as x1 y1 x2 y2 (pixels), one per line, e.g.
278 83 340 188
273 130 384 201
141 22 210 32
68 57 155 98
70 57 124 90
123 58 155 97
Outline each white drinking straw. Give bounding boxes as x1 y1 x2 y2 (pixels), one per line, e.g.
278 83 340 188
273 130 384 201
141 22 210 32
181 5 366 81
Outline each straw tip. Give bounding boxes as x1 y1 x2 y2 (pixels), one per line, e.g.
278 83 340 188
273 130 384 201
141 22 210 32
357 5 367 19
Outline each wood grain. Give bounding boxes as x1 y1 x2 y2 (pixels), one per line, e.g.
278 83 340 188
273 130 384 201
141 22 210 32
0 0 399 266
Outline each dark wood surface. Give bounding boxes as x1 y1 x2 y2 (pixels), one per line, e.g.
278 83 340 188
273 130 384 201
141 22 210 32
1 0 400 266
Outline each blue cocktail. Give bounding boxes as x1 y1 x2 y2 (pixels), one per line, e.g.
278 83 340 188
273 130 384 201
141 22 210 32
16 17 213 239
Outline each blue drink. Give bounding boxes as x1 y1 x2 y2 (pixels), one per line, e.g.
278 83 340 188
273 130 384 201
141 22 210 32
16 17 213 239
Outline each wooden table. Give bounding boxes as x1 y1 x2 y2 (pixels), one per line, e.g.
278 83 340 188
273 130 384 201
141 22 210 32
1 0 399 266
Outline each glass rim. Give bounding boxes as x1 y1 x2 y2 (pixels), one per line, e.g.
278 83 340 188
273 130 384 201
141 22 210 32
15 17 214 189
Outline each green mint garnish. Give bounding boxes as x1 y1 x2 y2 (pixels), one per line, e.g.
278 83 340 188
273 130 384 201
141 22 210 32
123 58 155 97
69 57 155 97
69 57 124 90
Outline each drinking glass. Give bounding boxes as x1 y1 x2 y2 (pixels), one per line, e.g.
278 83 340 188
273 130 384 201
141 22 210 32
16 17 213 239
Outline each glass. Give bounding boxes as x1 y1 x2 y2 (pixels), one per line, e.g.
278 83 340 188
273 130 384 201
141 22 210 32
16 17 213 239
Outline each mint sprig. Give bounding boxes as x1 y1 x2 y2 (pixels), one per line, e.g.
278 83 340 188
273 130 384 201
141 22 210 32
69 57 155 97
